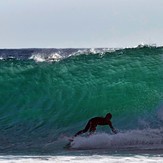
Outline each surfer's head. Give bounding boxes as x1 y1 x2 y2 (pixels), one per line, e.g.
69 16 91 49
105 113 112 120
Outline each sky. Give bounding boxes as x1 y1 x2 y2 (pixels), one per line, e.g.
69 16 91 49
0 0 163 48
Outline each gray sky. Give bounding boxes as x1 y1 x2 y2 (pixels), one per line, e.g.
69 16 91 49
0 0 163 48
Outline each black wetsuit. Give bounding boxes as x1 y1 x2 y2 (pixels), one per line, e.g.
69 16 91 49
74 117 114 137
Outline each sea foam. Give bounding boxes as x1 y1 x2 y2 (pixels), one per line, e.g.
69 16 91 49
71 128 163 150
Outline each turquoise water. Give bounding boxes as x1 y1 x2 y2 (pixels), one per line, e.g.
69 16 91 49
0 46 163 154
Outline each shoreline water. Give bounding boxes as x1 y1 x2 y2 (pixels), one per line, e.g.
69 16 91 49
0 153 163 163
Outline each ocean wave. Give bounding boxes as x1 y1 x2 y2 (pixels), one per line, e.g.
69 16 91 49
0 44 163 153
29 53 63 62
22 45 163 62
28 48 114 62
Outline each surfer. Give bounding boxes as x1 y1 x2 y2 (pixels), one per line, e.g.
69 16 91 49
74 113 117 137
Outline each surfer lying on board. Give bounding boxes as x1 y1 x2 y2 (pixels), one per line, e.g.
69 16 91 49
74 113 117 137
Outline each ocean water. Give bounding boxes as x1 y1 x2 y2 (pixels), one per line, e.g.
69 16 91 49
0 45 163 162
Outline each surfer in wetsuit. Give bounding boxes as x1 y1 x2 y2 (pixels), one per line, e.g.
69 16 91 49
74 113 117 137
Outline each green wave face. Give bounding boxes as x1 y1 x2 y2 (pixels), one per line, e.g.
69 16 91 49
0 47 163 141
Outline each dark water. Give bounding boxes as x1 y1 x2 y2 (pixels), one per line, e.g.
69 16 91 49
0 46 163 154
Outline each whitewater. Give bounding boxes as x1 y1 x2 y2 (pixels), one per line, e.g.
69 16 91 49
0 45 163 162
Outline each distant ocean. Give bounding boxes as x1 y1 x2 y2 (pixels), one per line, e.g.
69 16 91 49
0 45 163 162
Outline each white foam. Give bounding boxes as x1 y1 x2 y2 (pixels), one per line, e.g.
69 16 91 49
70 48 115 57
28 44 160 63
29 54 46 62
71 128 163 150
29 48 115 63
0 155 162 163
47 53 62 61
29 53 62 62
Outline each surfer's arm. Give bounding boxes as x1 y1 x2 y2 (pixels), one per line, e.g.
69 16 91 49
108 121 117 134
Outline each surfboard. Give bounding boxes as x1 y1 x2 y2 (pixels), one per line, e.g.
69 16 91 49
64 138 74 149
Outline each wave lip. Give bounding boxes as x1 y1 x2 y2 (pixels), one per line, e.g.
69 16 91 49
0 44 161 62
29 53 63 62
